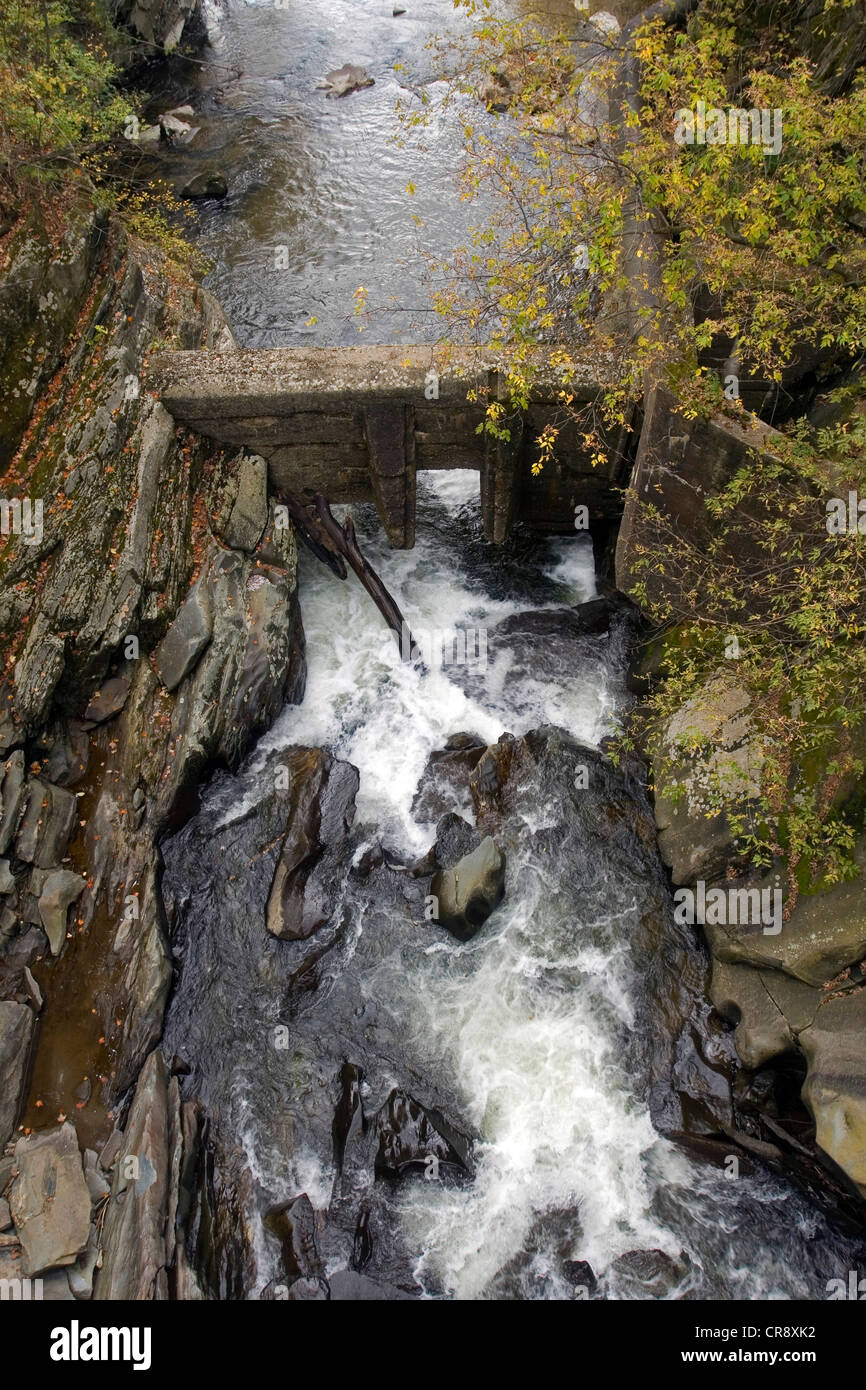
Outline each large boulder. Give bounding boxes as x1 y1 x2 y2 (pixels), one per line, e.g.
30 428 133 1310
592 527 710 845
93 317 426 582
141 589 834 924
266 749 359 941
429 836 506 941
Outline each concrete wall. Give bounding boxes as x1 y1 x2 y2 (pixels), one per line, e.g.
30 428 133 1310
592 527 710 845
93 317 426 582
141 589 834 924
150 346 634 547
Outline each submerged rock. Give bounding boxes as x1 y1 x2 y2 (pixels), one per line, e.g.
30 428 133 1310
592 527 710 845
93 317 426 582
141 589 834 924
316 64 375 97
180 172 228 200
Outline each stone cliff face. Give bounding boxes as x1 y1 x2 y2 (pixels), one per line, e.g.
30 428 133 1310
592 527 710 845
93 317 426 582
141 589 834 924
0 200 305 1297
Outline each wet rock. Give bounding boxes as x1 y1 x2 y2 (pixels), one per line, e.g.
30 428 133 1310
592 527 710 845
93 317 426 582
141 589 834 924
266 748 359 940
430 836 505 941
10 1124 91 1276
410 732 485 823
154 576 213 692
0 1000 36 1145
265 1193 323 1283
180 172 228 200
37 870 86 955
159 112 199 144
329 1269 414 1299
799 991 866 1200
374 1090 472 1178
95 1049 181 1300
470 734 536 827
432 811 480 871
0 858 13 894
82 677 130 726
112 0 200 55
317 64 375 97
605 1248 691 1299
563 1259 598 1295
14 778 77 868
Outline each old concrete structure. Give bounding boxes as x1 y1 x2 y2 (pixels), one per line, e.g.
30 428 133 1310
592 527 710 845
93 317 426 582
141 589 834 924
149 346 634 548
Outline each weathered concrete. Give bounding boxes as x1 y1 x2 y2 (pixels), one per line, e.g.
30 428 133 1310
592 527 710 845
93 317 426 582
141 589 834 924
150 346 630 548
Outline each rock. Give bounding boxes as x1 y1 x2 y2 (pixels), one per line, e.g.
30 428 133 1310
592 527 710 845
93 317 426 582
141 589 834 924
159 113 199 144
154 577 213 691
410 733 485 824
605 1249 690 1299
478 73 511 111
85 1165 111 1205
111 0 199 56
264 1193 323 1285
328 1269 414 1300
10 1124 91 1276
0 858 14 894
563 1259 597 1295
0 751 27 855
470 734 536 827
317 64 375 97
14 779 77 868
799 991 866 1200
0 1000 36 1145
589 10 621 38
82 677 130 726
266 748 359 940
95 1049 181 1299
432 812 480 871
0 1198 10 1230
429 835 505 940
710 958 820 1068
0 200 105 472
37 870 86 956
180 172 228 200
652 683 762 884
374 1090 472 1177
218 452 268 553
705 843 866 986
98 1129 124 1172
66 1227 100 1299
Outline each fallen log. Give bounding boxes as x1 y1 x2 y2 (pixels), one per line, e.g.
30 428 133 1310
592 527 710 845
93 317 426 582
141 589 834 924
276 487 422 662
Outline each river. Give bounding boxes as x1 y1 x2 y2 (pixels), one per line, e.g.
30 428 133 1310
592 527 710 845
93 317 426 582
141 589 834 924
157 0 866 1300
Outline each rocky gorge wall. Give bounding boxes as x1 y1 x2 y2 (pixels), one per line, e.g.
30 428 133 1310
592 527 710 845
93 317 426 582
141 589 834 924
0 195 305 1297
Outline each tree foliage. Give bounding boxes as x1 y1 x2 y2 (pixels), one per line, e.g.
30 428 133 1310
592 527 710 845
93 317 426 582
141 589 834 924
395 0 866 886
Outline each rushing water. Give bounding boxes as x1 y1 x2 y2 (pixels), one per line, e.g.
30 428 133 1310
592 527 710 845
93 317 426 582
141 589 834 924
158 0 866 1300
